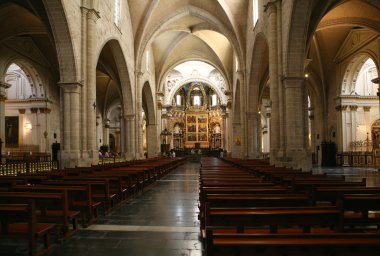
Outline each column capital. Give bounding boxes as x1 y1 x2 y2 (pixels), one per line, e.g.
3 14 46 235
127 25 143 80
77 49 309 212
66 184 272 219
349 105 358 111
0 95 6 102
335 105 348 112
18 109 26 114
135 71 144 79
363 106 371 112
30 108 39 114
58 81 82 93
86 8 100 22
282 76 305 88
39 107 51 114
264 0 279 15
124 114 135 121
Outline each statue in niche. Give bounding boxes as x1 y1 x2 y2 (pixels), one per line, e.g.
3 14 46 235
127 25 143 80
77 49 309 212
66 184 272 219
213 124 221 134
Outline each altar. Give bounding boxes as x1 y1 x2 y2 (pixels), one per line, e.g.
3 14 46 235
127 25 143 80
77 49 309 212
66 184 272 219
167 81 224 150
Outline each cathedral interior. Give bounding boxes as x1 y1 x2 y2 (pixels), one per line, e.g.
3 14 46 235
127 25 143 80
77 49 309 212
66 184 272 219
1 1 380 255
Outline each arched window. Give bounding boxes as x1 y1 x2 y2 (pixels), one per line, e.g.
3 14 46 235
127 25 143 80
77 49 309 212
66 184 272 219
176 94 181 106
253 0 259 27
114 0 121 27
211 94 217 106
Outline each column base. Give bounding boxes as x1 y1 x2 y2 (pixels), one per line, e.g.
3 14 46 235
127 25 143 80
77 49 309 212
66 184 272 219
284 149 312 171
270 148 312 171
60 150 81 168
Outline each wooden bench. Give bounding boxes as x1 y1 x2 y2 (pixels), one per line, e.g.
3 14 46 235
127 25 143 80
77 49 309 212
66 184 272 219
0 191 80 240
204 205 343 235
205 232 380 256
12 184 101 227
312 187 380 205
205 194 310 208
0 201 55 256
342 194 380 230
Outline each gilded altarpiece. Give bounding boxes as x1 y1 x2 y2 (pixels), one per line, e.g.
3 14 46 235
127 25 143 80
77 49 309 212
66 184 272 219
185 113 209 148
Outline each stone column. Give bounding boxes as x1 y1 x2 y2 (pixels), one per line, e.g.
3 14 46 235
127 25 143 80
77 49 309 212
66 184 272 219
80 6 88 157
124 114 136 160
18 109 26 145
221 108 227 150
58 82 81 168
103 121 110 147
136 72 144 159
146 124 157 158
86 8 100 163
247 112 261 158
30 108 39 146
0 81 10 153
39 107 51 153
283 76 311 171
350 105 358 150
265 2 280 161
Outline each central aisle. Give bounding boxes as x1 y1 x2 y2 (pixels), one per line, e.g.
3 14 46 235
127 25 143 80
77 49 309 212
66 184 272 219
51 162 202 256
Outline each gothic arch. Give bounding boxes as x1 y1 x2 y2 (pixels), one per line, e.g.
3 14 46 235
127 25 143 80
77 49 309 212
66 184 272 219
248 32 269 113
43 0 78 82
96 38 134 115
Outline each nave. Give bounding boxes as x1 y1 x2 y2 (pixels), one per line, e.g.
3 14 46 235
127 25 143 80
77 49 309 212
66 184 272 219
0 161 202 256
5 159 380 256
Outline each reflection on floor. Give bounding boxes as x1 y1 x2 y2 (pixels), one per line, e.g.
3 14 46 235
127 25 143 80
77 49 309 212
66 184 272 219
0 162 202 256
313 166 380 187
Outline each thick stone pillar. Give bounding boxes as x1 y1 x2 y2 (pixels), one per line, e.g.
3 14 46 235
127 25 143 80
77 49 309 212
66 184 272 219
265 2 280 161
221 109 227 150
247 112 261 158
124 114 136 160
146 124 157 158
30 108 38 146
136 73 144 159
86 8 100 163
350 105 358 149
59 82 81 168
103 121 110 147
284 76 311 171
39 107 51 153
0 81 10 154
335 104 345 151
80 6 88 157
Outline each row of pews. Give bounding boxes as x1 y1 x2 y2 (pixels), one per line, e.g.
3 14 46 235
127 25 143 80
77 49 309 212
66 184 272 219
0 157 185 256
200 157 380 256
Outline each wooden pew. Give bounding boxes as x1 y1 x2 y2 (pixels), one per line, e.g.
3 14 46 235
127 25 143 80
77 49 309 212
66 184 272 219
11 184 101 227
0 192 80 240
312 187 380 205
293 178 366 192
205 205 343 235
342 194 380 230
205 194 311 208
0 201 55 256
205 232 380 256
41 179 116 213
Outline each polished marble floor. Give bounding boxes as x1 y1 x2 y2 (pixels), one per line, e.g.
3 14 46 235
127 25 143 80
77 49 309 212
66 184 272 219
49 162 202 256
313 166 380 187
